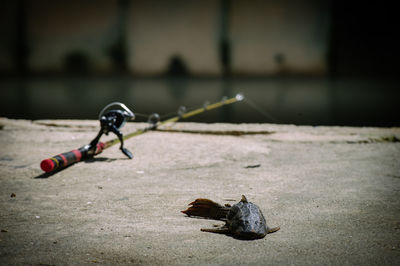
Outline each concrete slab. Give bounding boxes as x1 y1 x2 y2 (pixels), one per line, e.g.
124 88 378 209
1 118 399 265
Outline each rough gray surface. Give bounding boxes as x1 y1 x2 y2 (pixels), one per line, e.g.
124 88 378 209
1 118 400 265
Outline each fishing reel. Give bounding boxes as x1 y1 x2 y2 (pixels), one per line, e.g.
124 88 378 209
89 102 135 159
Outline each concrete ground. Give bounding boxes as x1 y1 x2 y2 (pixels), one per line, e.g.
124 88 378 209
0 117 399 265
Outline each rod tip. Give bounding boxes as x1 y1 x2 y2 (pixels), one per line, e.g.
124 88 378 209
235 93 244 101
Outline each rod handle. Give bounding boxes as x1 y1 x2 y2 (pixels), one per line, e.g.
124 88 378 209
40 142 105 172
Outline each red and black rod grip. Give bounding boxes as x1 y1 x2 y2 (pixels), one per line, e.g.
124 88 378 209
40 142 105 173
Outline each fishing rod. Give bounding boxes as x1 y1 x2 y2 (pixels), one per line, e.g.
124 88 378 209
40 93 244 173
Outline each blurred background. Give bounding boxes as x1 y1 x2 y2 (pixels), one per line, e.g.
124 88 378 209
0 0 399 126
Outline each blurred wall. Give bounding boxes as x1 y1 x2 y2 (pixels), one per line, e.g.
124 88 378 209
0 2 18 73
127 0 221 76
329 1 400 77
27 0 120 73
230 0 330 75
0 0 332 76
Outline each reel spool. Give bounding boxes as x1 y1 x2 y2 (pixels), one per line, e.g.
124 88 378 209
90 102 135 159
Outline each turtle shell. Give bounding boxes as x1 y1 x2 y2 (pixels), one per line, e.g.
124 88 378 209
226 199 268 239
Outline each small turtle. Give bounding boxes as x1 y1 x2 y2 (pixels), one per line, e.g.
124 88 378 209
182 195 280 239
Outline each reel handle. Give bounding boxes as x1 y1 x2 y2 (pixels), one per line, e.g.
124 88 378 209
40 142 105 173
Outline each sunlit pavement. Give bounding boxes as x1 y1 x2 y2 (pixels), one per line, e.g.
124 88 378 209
1 118 399 264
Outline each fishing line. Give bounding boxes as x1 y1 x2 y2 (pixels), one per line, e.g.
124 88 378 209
243 97 279 123
159 104 197 120
133 112 151 118
160 111 178 120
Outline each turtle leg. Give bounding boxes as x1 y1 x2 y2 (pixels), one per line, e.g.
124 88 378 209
267 226 280 234
201 225 230 234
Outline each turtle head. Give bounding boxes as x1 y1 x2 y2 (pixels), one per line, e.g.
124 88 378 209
240 195 248 203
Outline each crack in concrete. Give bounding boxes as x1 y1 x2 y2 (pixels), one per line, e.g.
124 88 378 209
155 129 275 136
33 121 97 129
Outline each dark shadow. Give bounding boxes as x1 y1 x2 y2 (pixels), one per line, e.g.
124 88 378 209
219 0 231 77
226 232 270 241
108 42 127 73
244 164 261 168
63 51 91 75
33 163 74 179
166 55 189 77
107 0 130 73
220 39 231 77
274 52 287 76
183 216 265 241
328 1 400 78
183 215 226 221
33 157 124 179
15 0 29 77
165 55 189 99
84 157 119 163
166 77 188 100
220 78 232 122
